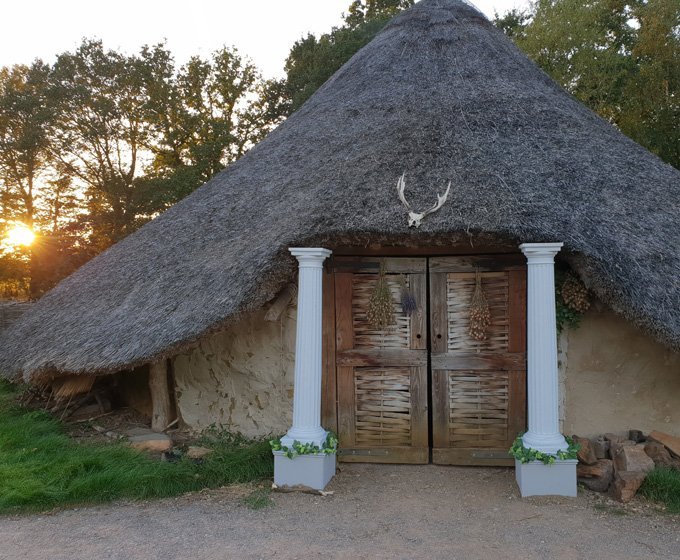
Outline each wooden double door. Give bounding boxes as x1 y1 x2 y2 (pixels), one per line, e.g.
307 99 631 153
325 255 526 466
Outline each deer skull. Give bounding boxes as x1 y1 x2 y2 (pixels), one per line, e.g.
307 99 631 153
397 173 451 228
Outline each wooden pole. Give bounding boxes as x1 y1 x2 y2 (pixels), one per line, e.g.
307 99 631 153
149 360 171 432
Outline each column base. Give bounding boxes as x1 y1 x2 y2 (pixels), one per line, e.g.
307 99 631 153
280 427 328 447
522 432 568 455
273 451 336 491
515 458 577 497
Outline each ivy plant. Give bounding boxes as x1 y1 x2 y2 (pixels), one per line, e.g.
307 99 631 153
270 431 338 459
509 434 580 465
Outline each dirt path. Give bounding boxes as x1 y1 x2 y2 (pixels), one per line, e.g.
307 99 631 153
1 464 679 560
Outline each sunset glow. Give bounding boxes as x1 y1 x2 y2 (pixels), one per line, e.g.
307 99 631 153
5 224 35 247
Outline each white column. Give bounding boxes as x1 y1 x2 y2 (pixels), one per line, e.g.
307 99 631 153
520 242 568 454
281 247 332 447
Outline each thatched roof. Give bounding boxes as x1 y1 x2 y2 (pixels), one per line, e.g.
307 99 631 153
2 0 679 381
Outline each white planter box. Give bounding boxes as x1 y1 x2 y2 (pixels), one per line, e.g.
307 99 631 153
273 451 336 491
515 458 577 497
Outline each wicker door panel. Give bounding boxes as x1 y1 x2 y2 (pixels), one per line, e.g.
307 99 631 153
334 257 428 464
431 257 526 466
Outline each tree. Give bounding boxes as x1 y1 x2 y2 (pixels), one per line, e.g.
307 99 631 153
619 0 680 167
0 62 56 297
48 40 154 247
0 62 54 230
494 0 679 170
137 45 282 212
278 0 415 115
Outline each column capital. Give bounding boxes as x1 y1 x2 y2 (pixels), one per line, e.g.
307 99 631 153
520 242 563 264
289 247 332 267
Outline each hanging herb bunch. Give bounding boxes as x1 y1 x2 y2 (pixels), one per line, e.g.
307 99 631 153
469 269 492 341
399 274 417 316
556 272 590 333
367 260 395 329
561 275 590 313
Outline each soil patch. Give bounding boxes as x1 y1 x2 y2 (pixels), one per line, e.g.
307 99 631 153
1 463 679 560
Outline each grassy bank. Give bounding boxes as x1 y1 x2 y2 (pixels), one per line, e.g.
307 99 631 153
0 380 273 514
640 467 680 514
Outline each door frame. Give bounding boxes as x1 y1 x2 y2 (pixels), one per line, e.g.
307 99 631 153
321 247 527 463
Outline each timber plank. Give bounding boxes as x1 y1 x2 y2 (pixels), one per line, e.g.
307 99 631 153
322 267 337 433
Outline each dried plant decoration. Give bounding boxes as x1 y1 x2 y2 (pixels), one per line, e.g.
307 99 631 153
561 275 590 313
399 274 417 316
367 260 395 329
469 269 491 341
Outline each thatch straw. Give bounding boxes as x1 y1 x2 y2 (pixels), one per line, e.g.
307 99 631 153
1 0 678 381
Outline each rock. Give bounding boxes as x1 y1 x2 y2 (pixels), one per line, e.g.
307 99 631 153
648 431 680 459
644 441 673 467
186 446 213 459
128 430 172 452
611 442 655 474
572 435 597 465
592 437 610 460
629 430 646 443
604 433 624 444
610 471 647 503
577 459 614 492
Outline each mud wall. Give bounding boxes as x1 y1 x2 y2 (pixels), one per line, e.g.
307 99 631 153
173 293 680 441
562 307 680 438
172 302 296 437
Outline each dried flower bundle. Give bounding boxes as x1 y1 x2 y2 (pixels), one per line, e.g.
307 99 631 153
561 275 590 313
367 261 395 329
469 270 491 341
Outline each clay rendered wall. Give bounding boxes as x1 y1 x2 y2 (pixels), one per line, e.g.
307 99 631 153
172 301 296 438
561 306 680 438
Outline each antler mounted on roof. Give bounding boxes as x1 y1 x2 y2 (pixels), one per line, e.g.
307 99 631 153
397 173 451 228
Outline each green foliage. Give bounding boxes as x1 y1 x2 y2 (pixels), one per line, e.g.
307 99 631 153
555 270 588 333
270 431 338 459
509 434 580 465
639 466 680 513
0 380 273 513
276 0 414 115
495 0 680 171
0 39 280 295
242 487 273 510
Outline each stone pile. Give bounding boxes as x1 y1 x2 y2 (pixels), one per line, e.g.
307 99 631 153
574 430 680 502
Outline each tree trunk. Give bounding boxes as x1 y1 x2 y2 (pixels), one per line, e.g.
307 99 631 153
149 360 171 432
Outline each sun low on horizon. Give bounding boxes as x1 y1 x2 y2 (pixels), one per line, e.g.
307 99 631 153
3 223 35 250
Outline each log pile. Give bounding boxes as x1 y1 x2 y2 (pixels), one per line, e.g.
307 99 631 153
574 430 680 502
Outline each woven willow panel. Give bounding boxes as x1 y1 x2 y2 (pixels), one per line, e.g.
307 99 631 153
446 273 509 352
352 274 411 349
448 371 509 448
354 367 412 446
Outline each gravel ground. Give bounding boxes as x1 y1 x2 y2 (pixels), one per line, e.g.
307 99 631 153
1 463 679 560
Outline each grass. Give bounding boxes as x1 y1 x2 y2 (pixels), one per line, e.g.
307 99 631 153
242 487 273 510
640 467 680 514
0 380 273 514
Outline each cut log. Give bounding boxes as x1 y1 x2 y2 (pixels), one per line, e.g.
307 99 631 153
648 431 680 459
611 443 654 474
629 429 645 443
609 471 647 503
572 435 597 465
128 431 172 452
149 360 172 432
644 441 673 467
604 433 624 444
577 459 613 492
592 437 610 460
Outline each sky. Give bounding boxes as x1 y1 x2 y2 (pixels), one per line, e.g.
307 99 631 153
0 1 529 78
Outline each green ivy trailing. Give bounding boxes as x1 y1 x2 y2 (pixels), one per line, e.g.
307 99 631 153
269 431 338 459
509 434 580 465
